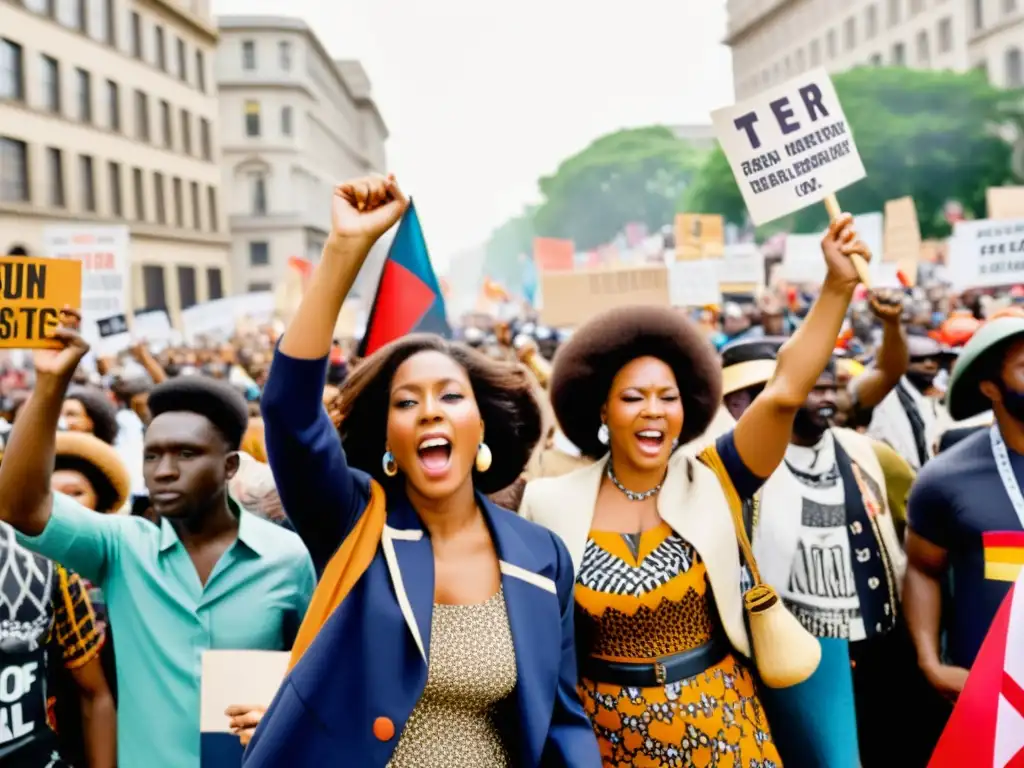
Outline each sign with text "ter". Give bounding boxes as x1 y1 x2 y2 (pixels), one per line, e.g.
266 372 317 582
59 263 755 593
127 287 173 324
711 68 866 226
0 257 82 349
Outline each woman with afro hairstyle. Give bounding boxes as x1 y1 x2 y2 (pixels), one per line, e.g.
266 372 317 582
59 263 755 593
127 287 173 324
245 175 600 767
519 213 870 767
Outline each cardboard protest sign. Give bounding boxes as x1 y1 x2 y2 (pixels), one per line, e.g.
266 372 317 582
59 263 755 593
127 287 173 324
884 197 921 286
674 214 725 260
986 186 1024 220
539 264 669 327
711 68 866 226
200 650 289 767
948 219 1024 290
0 256 82 349
719 243 765 293
532 238 575 272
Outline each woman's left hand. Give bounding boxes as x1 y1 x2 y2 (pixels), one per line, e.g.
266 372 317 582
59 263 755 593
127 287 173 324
225 704 266 747
820 212 870 290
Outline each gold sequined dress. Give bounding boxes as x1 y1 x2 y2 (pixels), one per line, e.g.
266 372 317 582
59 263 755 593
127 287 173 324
387 588 518 767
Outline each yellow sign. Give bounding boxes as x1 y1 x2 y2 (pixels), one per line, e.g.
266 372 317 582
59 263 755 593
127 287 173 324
0 256 82 349
674 214 725 260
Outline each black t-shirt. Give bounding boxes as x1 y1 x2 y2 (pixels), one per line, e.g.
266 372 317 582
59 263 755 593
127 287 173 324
908 427 1024 668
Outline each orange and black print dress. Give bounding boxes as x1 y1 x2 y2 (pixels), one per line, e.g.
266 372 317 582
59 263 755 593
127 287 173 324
575 520 780 768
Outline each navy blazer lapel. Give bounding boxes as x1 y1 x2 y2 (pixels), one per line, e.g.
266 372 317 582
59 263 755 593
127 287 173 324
384 495 435 664
480 495 561 767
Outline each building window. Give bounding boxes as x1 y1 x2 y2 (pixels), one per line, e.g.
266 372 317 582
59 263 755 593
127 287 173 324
248 281 272 293
176 37 186 81
0 39 24 102
827 29 837 58
172 177 183 226
974 0 984 29
207 268 223 300
1007 48 1023 87
866 4 878 38
208 185 218 231
79 154 95 212
160 100 172 148
200 118 212 161
195 50 206 93
939 18 953 53
279 41 292 71
917 30 930 65
249 241 270 266
244 100 260 137
242 40 255 70
0 138 28 203
105 79 119 130
130 12 142 59
251 173 267 215
41 55 60 113
155 26 166 71
75 68 91 123
844 17 856 50
132 166 144 220
153 172 165 224
135 89 149 140
104 0 116 45
892 42 906 65
180 110 192 154
190 180 200 229
888 0 901 26
57 0 85 31
177 266 197 309
142 265 165 309
108 161 122 217
810 39 821 66
281 106 292 136
47 147 64 207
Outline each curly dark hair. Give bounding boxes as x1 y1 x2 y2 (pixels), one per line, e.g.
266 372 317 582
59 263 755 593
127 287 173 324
550 306 722 459
148 377 250 451
66 387 120 445
54 454 119 513
336 334 542 495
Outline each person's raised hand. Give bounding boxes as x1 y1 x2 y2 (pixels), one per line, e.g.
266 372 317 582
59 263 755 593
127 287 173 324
868 288 904 325
31 307 90 385
820 212 868 291
329 173 408 252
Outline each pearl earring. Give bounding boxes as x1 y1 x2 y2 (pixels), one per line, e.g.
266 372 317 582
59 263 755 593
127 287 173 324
597 423 610 445
475 442 493 473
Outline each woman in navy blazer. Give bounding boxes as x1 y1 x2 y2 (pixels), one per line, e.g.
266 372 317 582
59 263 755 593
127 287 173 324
244 174 600 767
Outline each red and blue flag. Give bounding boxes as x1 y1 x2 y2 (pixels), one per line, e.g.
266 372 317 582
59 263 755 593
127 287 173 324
358 200 451 357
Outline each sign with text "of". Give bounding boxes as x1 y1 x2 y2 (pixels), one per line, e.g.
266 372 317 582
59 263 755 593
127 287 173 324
0 257 82 349
711 68 866 226
949 219 1024 290
539 264 669 327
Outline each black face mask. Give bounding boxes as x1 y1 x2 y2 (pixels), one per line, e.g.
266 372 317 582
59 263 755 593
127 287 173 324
999 381 1024 423
905 369 936 392
793 404 835 441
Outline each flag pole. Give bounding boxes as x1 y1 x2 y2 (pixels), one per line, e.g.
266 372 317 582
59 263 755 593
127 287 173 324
824 193 873 288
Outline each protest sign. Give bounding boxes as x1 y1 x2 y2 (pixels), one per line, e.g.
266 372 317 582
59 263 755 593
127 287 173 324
781 213 889 285
92 313 131 358
669 260 722 307
711 68 866 226
133 309 174 350
719 243 765 293
948 219 1024 290
533 238 575 272
884 197 921 286
986 186 1024 220
674 214 725 260
42 225 129 320
539 264 669 327
0 256 82 349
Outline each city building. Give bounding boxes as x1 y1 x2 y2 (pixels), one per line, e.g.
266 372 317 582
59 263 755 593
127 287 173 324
215 15 389 297
725 0 1024 99
0 0 231 325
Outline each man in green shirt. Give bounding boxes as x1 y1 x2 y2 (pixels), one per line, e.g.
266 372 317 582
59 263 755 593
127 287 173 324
0 312 315 767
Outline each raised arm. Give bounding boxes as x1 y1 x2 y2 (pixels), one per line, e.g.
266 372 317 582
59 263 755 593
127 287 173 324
850 290 909 410
732 213 862 478
263 174 408 573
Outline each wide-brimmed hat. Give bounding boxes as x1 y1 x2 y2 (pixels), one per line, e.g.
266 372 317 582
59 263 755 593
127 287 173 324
720 337 787 396
54 431 131 513
946 317 1024 421
550 306 721 459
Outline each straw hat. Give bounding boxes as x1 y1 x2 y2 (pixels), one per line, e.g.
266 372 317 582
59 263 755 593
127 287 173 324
720 337 787 397
54 431 131 513
946 317 1024 421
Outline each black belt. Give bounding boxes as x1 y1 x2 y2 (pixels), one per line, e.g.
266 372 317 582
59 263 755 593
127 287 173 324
580 636 730 687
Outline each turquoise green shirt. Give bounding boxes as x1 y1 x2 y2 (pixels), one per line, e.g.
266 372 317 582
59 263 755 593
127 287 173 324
16 493 316 768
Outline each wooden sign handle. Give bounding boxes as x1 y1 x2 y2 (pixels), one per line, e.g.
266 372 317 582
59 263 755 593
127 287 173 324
824 193 872 288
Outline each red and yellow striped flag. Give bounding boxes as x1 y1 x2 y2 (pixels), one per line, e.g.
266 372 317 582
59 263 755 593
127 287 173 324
984 532 1024 583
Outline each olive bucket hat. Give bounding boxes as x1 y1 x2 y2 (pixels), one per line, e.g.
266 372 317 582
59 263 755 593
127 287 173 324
946 316 1024 421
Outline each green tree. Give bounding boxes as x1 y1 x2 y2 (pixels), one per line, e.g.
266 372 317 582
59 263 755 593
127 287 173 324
684 67 1024 237
532 126 707 250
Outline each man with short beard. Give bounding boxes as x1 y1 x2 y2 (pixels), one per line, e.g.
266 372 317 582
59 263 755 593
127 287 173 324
905 317 1024 705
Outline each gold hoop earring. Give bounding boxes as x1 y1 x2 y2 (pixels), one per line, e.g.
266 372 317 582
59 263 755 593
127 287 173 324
475 442 493 473
382 449 398 478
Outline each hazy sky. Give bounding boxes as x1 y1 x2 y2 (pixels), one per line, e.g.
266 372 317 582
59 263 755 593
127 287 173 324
212 0 735 268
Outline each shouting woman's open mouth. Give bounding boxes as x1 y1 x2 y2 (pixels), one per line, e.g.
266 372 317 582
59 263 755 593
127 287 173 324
417 434 453 478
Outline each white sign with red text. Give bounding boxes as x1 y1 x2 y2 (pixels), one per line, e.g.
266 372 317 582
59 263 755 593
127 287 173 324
42 225 129 320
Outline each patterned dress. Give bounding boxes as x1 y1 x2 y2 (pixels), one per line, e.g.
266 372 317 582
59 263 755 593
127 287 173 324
387 588 518 767
576 522 781 768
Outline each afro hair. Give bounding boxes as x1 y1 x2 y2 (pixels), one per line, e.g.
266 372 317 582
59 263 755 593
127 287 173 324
550 306 722 459
148 377 250 451
66 386 120 445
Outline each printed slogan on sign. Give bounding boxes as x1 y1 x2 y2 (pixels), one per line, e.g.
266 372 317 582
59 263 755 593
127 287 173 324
711 68 866 226
949 218 1024 290
0 256 82 349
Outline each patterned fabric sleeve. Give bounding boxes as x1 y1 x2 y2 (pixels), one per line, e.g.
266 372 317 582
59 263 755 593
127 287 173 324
51 564 105 670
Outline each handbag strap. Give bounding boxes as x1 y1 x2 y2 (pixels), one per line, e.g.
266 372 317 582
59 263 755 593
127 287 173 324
698 445 762 585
